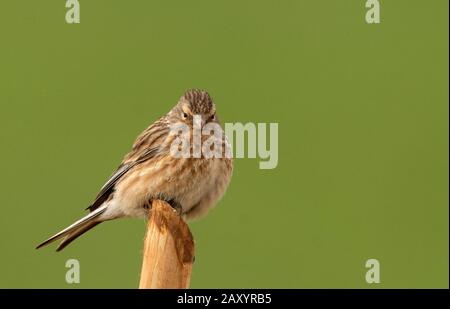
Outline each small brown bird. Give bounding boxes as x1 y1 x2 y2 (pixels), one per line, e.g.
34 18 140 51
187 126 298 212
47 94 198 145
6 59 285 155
37 89 233 251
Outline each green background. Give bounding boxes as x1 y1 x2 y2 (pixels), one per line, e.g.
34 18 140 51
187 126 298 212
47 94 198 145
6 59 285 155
0 1 448 288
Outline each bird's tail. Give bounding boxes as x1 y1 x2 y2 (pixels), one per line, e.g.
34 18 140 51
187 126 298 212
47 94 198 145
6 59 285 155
36 205 107 251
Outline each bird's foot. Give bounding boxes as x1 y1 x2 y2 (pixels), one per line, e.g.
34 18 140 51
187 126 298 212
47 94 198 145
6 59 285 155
147 197 183 216
167 199 183 216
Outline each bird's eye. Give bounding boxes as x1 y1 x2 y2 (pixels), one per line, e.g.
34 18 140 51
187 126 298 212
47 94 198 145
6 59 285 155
210 113 216 121
182 112 188 119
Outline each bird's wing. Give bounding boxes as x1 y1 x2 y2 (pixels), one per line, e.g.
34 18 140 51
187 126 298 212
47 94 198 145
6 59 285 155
86 146 161 212
87 116 170 212
85 163 133 211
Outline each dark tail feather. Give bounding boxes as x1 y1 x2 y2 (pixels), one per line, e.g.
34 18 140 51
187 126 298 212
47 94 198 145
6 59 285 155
36 205 107 251
56 221 101 251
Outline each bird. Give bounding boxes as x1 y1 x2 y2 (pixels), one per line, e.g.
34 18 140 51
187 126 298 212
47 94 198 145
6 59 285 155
36 89 233 251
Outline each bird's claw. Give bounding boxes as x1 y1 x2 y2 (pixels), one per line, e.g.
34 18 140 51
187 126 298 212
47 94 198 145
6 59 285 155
169 200 183 216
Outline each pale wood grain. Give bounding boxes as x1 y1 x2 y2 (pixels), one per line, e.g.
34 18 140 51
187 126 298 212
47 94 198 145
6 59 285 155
139 200 195 289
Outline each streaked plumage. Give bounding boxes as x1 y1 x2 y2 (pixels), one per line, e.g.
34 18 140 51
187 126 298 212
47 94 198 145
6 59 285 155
37 89 233 251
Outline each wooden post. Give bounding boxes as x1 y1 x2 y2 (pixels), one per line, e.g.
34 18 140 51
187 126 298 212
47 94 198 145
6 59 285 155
139 199 195 289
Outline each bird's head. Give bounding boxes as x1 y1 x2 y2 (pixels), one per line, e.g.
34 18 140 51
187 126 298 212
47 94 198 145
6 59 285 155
169 89 218 127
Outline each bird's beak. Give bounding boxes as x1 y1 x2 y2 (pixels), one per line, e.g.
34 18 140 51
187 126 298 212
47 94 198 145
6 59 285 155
201 115 210 128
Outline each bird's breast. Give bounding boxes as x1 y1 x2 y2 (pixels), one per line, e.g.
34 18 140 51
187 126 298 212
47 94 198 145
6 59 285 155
113 155 231 218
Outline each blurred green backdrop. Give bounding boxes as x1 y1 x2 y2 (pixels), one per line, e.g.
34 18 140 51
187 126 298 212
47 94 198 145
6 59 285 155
0 0 448 288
